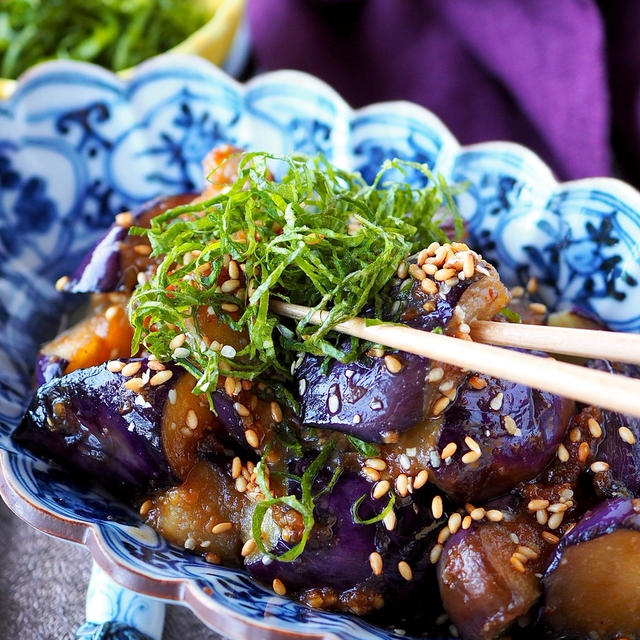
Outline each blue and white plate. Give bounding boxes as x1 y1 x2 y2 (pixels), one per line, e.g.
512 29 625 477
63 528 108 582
1 54 640 640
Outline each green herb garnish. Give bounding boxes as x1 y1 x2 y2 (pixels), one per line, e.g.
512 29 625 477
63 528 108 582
346 435 380 458
251 441 341 562
0 0 210 78
129 151 462 399
499 307 522 323
351 491 396 525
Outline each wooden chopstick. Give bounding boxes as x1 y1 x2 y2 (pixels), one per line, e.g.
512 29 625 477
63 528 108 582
471 320 640 366
271 300 640 418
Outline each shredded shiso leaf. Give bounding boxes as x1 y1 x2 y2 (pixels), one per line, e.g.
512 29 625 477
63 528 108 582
251 441 341 562
0 0 209 78
129 151 462 401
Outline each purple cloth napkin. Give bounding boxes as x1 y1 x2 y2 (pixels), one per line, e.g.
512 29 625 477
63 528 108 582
248 0 640 186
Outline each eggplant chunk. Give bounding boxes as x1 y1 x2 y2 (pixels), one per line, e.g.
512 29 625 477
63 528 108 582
296 250 510 443
590 360 640 496
64 193 195 293
245 467 439 612
430 366 574 502
40 294 133 375
296 351 430 444
438 520 545 640
14 358 184 496
543 497 640 640
145 460 247 565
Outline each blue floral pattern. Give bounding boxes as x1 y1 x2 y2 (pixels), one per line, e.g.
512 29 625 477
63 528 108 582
2 55 640 639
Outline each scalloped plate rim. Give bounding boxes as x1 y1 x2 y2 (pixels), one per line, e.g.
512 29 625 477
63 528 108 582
3 53 640 640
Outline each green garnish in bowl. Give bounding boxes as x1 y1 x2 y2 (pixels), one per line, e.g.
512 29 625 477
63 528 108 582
129 151 463 402
0 0 211 79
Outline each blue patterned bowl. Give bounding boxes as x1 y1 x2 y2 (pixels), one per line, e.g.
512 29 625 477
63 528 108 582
2 54 640 640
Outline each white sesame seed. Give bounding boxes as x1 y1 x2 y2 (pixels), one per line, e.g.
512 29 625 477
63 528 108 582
220 345 236 358
383 510 397 531
121 361 142 377
365 458 386 471
441 442 457 460
503 415 517 435
430 544 443 564
489 392 504 411
270 401 283 423
184 537 197 550
528 302 547 315
211 522 233 534
186 409 198 430
352 414 362 424
398 561 413 581
107 360 124 373
396 474 409 498
464 436 481 454
245 429 259 448
384 354 403 374
173 347 190 359
590 461 610 473
470 507 485 521
448 513 462 534
461 451 481 464
272 578 287 596
432 396 450 416
298 378 307 395
124 377 145 391
548 512 564 530
587 418 602 438
548 503 568 513
241 539 257 557
168 389 177 405
362 467 380 482
150 370 173 386
431 495 443 519
486 510 504 522
528 499 550 511
234 402 250 417
328 394 340 414
373 480 391 499
428 367 444 383
414 470 429 489
557 443 570 462
369 552 383 575
619 426 636 445
370 399 383 410
221 279 240 293
399 453 411 470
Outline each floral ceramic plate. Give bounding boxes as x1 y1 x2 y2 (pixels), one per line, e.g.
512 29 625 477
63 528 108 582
1 54 640 640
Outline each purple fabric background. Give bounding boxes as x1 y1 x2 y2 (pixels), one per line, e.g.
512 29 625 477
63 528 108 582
248 0 640 187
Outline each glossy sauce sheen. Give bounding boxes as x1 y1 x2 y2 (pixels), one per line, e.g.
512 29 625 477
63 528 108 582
545 529 640 639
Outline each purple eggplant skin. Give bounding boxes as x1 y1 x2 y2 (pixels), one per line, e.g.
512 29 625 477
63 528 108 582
542 498 640 639
294 272 475 444
245 468 438 601
13 358 180 497
64 193 195 294
431 366 574 502
296 350 429 444
590 360 640 496
545 497 640 574
35 353 68 387
211 390 249 450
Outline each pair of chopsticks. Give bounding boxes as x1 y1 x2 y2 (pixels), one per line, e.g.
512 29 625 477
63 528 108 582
271 301 640 418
